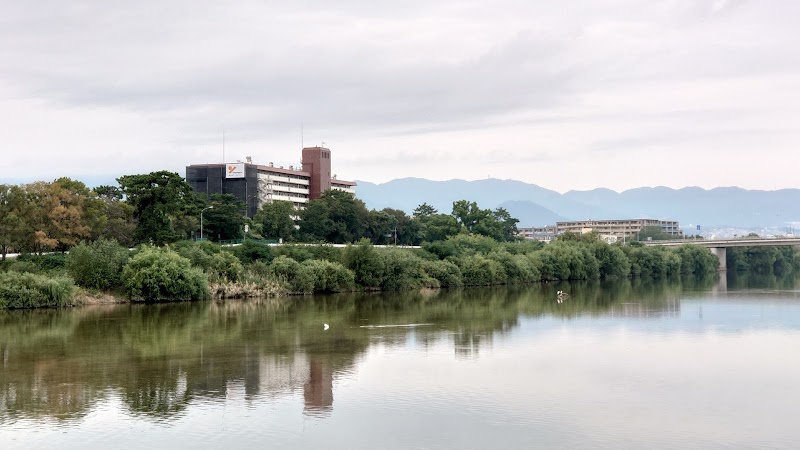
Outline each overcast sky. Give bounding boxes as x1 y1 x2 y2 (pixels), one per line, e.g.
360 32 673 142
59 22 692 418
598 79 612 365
1 0 798 192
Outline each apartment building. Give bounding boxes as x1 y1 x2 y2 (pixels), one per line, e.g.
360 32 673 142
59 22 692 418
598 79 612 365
518 219 682 242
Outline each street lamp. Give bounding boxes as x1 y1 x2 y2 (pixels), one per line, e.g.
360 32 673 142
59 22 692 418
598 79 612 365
200 206 213 241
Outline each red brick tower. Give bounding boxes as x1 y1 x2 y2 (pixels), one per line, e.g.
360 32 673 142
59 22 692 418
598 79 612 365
301 146 332 200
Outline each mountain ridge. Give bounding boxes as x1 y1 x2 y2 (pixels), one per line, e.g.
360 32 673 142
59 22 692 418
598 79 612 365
355 178 800 229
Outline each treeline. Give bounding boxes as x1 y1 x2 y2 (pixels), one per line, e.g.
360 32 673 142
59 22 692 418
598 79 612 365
1 233 726 308
0 172 519 260
727 246 800 274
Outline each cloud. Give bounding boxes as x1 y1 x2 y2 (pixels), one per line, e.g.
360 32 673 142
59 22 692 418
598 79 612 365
1 0 799 191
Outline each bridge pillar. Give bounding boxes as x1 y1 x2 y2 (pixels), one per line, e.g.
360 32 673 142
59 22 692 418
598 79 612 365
709 247 727 271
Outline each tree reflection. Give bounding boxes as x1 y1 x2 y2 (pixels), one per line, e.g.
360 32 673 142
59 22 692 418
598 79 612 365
1 274 785 423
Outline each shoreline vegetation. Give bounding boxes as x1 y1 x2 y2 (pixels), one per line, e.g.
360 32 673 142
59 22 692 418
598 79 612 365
2 175 799 309
2 234 799 309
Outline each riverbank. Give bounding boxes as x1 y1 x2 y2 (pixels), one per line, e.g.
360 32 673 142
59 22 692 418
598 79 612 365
2 236 798 310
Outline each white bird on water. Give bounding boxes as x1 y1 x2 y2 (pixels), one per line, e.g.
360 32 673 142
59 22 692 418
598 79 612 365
323 323 329 331
557 291 569 303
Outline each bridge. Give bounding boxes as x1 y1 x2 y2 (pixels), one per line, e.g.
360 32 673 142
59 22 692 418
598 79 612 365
643 237 800 271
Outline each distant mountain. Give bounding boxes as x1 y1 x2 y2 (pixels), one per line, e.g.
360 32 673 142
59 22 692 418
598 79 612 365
497 200 567 227
355 177 610 219
355 178 800 229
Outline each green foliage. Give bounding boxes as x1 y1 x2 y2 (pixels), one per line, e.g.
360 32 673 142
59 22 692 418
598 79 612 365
488 251 540 284
254 200 296 241
234 240 273 263
202 194 247 242
343 240 385 289
380 248 425 291
272 244 315 262
15 253 67 272
0 271 74 308
299 189 369 243
301 259 355 293
172 241 243 282
121 246 209 301
457 254 506 286
625 246 682 279
540 242 600 280
66 238 130 290
117 171 199 245
674 245 719 275
267 255 314 293
591 242 631 279
421 259 464 288
417 213 460 243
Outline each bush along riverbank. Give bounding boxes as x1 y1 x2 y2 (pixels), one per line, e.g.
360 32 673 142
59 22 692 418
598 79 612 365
2 234 799 309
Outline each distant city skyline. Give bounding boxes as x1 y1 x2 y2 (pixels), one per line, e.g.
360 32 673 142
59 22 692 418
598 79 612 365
2 1 799 192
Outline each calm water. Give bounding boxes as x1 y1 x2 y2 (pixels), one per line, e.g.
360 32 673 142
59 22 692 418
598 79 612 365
2 273 800 449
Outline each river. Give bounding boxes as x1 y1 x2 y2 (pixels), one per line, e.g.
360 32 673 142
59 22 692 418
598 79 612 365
2 273 800 449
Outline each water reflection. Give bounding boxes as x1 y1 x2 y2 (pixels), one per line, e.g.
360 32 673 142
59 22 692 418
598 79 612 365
0 273 797 427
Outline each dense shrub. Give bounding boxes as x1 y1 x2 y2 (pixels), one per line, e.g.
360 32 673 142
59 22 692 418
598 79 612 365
0 271 74 308
540 242 600 280
421 259 464 288
234 240 273 263
626 246 682 278
121 246 209 301
272 244 314 262
268 255 314 293
66 238 130 290
591 242 631 279
488 251 540 284
343 240 385 289
301 259 355 292
674 245 719 275
173 241 243 282
15 253 67 272
380 248 425 291
457 254 506 286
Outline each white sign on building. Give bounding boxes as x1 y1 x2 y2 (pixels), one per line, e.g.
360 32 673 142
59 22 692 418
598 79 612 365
225 162 245 179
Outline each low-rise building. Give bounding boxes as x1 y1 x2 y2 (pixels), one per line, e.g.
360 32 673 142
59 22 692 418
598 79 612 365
517 219 682 242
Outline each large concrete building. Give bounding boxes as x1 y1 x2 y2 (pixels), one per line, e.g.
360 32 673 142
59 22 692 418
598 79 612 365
186 146 356 217
518 219 682 243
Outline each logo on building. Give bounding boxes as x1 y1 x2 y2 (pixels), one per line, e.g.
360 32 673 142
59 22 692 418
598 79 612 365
226 163 245 179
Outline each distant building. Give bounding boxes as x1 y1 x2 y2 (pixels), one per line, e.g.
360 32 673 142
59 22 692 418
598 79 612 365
517 226 558 243
186 146 356 217
517 219 681 242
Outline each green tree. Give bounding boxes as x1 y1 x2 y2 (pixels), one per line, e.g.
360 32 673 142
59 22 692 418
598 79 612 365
117 171 198 245
365 210 395 245
254 200 296 241
203 194 246 242
382 208 421 245
413 202 437 218
0 185 31 259
93 184 136 247
418 213 460 243
298 189 369 243
451 200 489 232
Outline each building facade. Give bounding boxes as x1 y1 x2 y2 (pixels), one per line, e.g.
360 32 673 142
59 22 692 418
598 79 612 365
186 146 356 217
518 219 682 242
